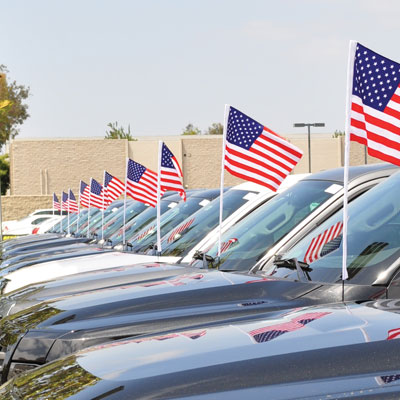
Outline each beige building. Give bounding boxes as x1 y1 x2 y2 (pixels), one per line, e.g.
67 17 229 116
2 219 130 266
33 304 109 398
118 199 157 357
3 134 380 220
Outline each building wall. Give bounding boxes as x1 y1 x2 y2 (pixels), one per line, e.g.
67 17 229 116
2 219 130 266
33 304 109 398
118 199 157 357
10 138 128 196
1 195 53 221
4 134 382 221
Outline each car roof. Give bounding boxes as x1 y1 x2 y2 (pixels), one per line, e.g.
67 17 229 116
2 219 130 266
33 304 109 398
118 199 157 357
303 163 399 183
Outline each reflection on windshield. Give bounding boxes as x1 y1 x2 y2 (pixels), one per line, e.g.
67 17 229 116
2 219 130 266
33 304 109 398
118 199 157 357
190 180 340 272
269 171 400 285
160 189 257 257
108 200 173 245
129 197 211 253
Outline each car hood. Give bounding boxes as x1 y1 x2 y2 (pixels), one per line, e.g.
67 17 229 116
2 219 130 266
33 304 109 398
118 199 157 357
0 233 61 252
1 237 92 259
3 300 400 399
0 267 383 353
1 251 182 294
0 243 97 270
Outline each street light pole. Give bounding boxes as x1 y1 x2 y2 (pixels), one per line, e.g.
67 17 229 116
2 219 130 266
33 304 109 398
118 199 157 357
293 122 325 173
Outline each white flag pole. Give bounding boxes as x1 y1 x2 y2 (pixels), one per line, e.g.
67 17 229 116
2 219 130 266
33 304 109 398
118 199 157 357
87 179 92 239
101 171 105 241
59 191 63 233
217 104 230 257
122 159 128 247
342 40 357 287
77 182 81 234
156 141 163 255
67 189 70 235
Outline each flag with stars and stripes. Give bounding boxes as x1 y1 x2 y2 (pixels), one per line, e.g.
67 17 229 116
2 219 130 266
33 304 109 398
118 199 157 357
224 106 303 191
104 171 124 206
248 312 330 343
303 221 343 264
53 193 61 211
350 43 400 165
61 192 68 211
67 189 79 213
126 159 163 207
160 142 186 201
80 180 90 208
90 178 106 210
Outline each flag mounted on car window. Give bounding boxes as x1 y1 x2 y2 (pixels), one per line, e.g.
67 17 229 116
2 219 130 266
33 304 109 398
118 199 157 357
90 178 106 210
223 106 303 191
104 171 124 206
53 193 61 211
126 159 162 207
68 189 79 213
79 180 90 208
61 192 68 211
159 142 186 201
349 43 400 165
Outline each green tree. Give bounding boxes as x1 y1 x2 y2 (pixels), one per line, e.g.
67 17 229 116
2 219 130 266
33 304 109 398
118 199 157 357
332 130 345 138
0 65 30 148
205 122 223 135
105 121 136 140
0 154 9 195
181 123 201 135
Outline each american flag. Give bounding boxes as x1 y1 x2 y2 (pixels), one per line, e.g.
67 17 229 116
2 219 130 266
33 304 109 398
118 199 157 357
104 171 124 205
303 221 343 264
53 193 61 211
160 142 186 201
126 159 162 207
220 238 238 254
80 180 90 208
90 178 106 210
248 312 330 343
61 192 68 211
350 43 400 165
224 106 303 191
68 189 79 213
167 217 195 243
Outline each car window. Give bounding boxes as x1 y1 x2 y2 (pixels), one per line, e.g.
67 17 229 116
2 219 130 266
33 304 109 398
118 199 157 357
190 180 341 272
267 171 400 285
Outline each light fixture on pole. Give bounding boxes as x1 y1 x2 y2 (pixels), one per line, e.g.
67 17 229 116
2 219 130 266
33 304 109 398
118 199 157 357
293 122 325 172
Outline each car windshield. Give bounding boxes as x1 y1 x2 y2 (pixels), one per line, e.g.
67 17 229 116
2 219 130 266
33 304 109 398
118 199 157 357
160 189 259 257
70 208 100 235
128 195 217 253
108 199 178 246
190 180 341 272
265 171 400 285
90 201 148 239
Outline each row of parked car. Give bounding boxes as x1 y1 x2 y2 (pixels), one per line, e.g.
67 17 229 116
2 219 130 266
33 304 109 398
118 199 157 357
0 163 400 398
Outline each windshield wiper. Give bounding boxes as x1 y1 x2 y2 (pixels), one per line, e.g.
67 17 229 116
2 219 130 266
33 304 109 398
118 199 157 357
274 257 312 282
192 250 219 269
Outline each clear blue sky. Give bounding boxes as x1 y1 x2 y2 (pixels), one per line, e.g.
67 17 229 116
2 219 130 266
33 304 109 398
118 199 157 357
3 0 400 138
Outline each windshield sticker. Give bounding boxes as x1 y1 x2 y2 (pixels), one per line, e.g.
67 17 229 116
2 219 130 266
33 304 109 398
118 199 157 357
199 199 211 207
168 202 178 209
133 225 155 242
304 221 343 264
324 184 342 194
167 218 195 243
309 202 320 211
220 238 238 254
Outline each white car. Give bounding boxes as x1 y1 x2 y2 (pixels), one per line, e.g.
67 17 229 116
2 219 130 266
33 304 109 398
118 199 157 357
2 214 65 237
0 176 307 293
